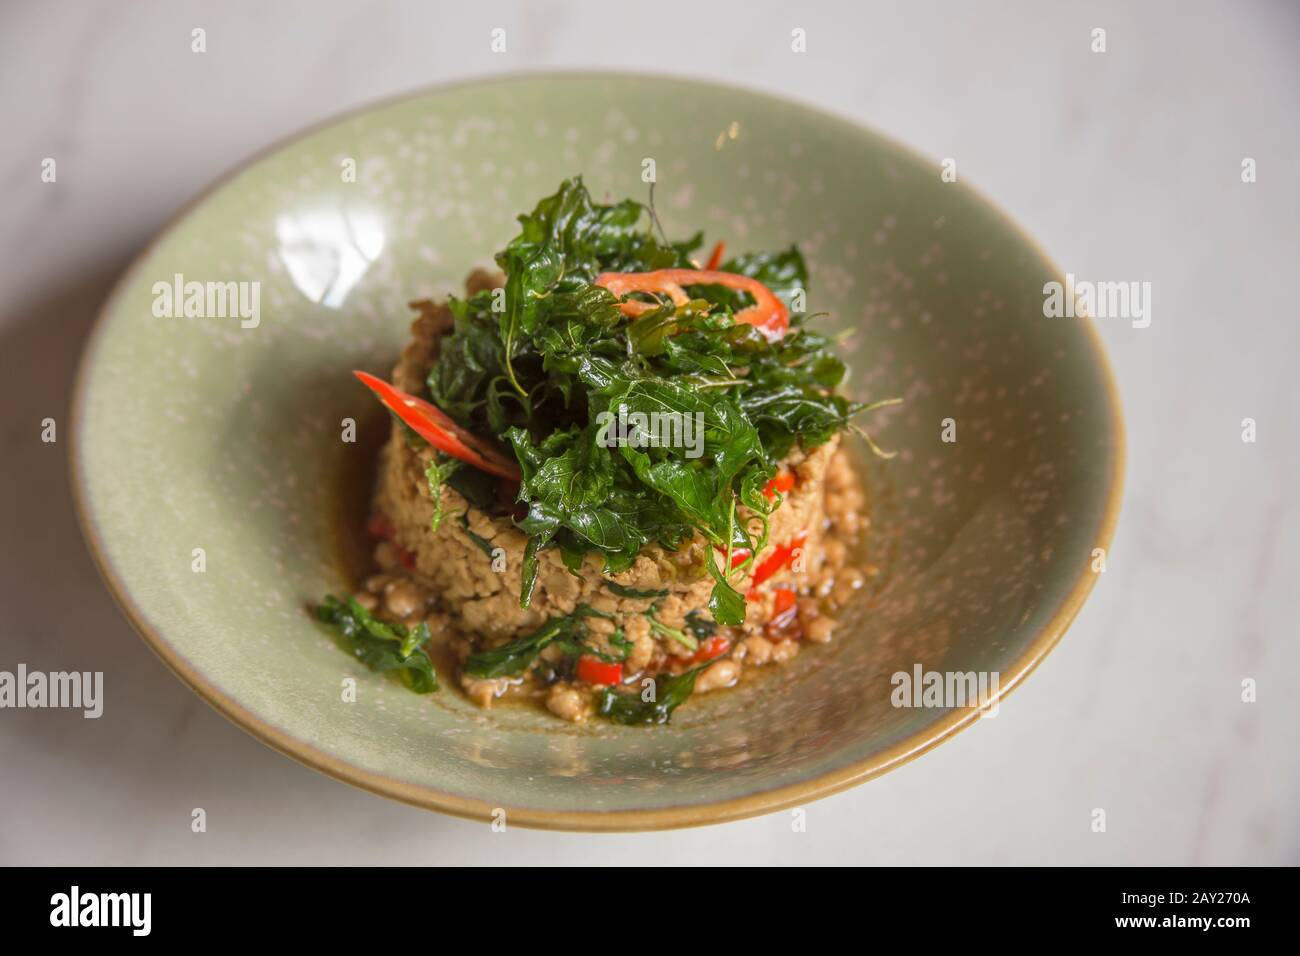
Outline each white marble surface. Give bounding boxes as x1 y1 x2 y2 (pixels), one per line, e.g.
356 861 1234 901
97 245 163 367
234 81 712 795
2 0 1297 865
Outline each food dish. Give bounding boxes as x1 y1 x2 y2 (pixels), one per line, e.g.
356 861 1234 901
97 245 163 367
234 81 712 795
71 73 1123 828
317 178 896 723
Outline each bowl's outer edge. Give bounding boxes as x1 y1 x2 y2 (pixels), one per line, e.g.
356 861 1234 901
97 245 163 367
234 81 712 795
68 70 1126 832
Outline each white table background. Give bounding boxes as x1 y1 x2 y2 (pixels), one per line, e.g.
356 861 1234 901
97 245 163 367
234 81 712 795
2 0 1296 865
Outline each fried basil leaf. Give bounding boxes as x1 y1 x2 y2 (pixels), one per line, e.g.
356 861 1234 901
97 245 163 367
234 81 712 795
314 595 438 693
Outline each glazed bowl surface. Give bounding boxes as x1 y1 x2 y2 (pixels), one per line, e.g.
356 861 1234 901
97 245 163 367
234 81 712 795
72 73 1123 830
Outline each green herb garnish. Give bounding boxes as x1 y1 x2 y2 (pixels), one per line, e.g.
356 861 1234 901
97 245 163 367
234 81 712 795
314 595 438 693
555 626 631 664
604 580 670 600
684 609 717 641
425 455 463 533
457 511 497 558
423 177 896 626
464 605 611 678
598 667 704 725
646 613 698 652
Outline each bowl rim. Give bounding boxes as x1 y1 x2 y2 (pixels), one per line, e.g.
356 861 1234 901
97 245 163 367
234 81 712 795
69 69 1126 832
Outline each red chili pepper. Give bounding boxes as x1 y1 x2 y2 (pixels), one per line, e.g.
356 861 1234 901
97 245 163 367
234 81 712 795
763 471 796 501
704 241 726 270
353 371 522 481
769 586 800 631
715 545 751 570
594 268 789 340
367 510 416 566
772 586 797 617
749 530 809 593
367 512 396 540
689 635 731 665
576 655 623 686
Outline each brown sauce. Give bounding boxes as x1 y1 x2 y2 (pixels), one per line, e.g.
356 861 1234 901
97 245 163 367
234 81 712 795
331 408 390 590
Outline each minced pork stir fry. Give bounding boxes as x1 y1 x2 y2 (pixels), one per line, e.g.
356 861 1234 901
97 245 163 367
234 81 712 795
315 177 895 723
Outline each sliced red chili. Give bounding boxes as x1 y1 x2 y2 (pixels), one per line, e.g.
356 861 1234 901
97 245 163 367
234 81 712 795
715 545 752 570
748 530 809 594
594 268 789 340
576 655 623 686
367 512 396 540
689 635 731 665
772 586 797 617
763 471 796 501
367 510 416 566
768 586 800 631
353 371 521 481
704 241 726 270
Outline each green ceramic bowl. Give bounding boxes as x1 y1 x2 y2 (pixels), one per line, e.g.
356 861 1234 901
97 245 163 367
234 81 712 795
72 73 1122 830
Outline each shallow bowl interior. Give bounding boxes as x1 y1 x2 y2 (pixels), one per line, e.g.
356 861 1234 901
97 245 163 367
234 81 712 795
73 73 1122 830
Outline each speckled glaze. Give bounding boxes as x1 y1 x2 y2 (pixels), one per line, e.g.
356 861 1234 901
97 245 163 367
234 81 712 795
71 73 1123 830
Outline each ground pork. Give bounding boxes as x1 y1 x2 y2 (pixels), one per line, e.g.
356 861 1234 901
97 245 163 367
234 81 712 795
356 271 870 720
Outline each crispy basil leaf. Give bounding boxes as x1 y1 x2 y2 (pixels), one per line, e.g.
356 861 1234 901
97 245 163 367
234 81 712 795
604 581 669 599
425 456 462 533
597 668 703 725
314 595 439 693
464 605 609 678
357 178 894 634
